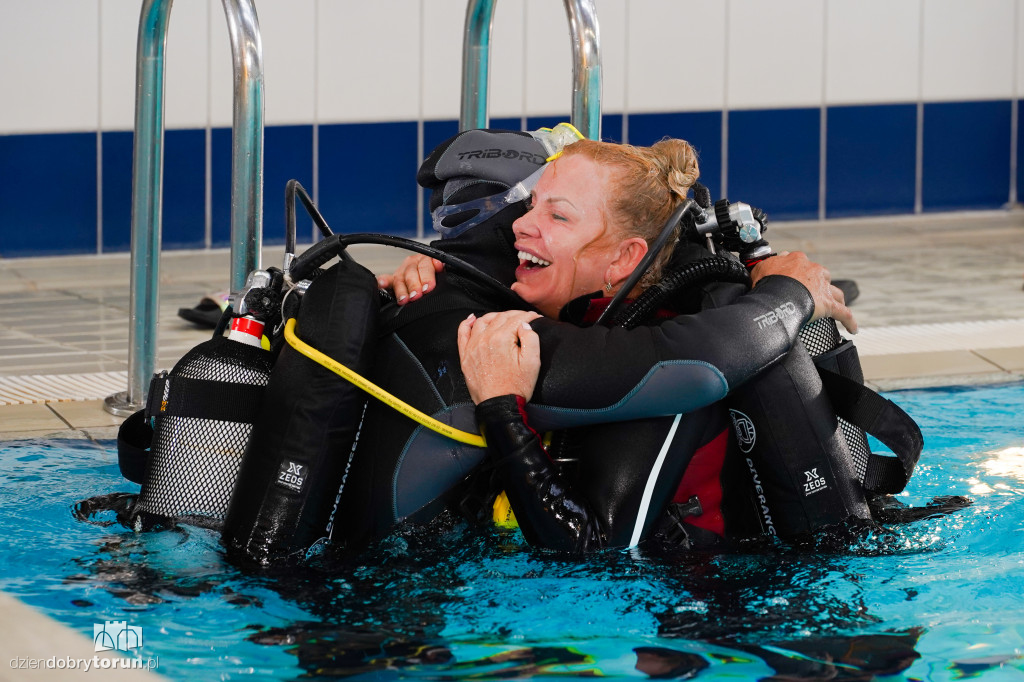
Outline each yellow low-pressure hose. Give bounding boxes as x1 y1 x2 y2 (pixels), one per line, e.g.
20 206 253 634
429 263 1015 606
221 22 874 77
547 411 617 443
283 318 486 447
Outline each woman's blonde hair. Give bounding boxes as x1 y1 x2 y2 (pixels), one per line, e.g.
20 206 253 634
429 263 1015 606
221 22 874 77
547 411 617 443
560 137 699 288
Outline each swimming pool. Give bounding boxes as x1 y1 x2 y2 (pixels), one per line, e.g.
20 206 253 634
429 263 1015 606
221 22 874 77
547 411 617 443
2 382 1023 680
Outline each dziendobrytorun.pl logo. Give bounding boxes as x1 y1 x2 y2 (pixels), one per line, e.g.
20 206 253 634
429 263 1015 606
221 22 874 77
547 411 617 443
8 620 159 672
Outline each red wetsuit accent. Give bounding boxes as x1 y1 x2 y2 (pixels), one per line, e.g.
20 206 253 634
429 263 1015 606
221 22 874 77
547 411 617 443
671 428 729 537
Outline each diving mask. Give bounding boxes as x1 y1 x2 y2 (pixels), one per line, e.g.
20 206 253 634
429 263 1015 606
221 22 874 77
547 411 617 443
432 162 548 239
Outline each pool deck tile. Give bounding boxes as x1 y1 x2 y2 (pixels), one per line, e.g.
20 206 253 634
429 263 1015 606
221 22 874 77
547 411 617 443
1 403 71 434
50 400 127 429
860 350 1024 391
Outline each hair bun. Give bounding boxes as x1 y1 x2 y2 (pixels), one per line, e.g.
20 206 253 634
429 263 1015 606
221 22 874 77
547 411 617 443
649 139 699 200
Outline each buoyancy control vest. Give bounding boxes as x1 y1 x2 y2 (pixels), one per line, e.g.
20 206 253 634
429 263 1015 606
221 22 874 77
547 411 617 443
220 258 382 564
721 311 928 540
620 247 926 542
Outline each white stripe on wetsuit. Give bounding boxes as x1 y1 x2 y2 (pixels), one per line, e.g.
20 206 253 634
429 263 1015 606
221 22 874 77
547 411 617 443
628 413 682 548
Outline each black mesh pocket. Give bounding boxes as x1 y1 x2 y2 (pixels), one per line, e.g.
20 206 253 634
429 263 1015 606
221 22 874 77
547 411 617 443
135 337 272 529
798 318 871 483
798 317 843 356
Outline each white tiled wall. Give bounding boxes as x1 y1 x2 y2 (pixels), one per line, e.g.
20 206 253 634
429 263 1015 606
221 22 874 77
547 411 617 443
1 0 1023 136
0 0 99 134
727 0 825 109
488 0 526 120
625 0 726 113
826 0 922 105
921 0 1017 102
164 0 210 129
211 0 317 127
1019 0 1024 97
100 0 143 131
318 1 421 123
421 0 467 121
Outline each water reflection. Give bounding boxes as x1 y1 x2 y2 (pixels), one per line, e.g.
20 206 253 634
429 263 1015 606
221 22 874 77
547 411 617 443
970 446 1024 495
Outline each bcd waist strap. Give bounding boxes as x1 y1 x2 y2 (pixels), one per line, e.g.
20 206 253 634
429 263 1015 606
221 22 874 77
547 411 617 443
817 366 923 495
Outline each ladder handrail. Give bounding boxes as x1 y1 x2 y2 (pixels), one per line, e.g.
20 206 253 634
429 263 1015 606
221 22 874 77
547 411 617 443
460 0 497 131
459 0 602 140
105 0 265 416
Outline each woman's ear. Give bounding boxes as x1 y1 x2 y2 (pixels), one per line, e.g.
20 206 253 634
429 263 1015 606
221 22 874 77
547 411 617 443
605 237 649 287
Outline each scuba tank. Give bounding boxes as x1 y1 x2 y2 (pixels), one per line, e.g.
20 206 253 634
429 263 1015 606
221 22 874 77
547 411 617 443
116 180 337 534
128 271 277 530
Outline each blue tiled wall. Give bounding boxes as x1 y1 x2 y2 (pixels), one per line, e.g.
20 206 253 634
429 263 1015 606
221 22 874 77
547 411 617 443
213 125 315 248
318 121 419 237
922 101 1012 212
826 104 917 218
1 103 1019 257
729 108 820 221
1019 100 1023 204
161 129 206 250
101 130 133 253
0 132 96 257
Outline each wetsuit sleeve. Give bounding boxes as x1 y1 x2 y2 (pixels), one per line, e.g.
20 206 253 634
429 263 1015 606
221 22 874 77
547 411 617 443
476 394 605 553
525 275 814 430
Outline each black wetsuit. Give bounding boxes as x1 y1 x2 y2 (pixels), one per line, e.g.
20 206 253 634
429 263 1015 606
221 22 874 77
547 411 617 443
333 212 815 549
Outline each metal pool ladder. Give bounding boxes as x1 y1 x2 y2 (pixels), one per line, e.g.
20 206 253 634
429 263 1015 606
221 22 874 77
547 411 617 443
104 0 265 417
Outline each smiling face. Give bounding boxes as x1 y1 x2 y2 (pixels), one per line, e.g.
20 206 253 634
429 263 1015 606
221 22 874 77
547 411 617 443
510 154 622 318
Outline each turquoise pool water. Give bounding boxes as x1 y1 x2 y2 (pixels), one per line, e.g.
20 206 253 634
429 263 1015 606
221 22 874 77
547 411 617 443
2 382 1023 680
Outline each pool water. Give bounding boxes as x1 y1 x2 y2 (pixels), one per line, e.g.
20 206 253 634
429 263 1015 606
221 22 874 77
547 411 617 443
2 382 1023 680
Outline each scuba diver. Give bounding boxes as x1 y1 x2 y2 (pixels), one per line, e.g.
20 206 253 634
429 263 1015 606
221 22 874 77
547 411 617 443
376 134 950 556
391 135 864 553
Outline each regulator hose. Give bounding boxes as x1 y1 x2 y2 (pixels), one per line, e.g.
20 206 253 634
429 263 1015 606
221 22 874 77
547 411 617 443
283 318 486 447
288 232 523 307
285 179 334 256
613 256 752 330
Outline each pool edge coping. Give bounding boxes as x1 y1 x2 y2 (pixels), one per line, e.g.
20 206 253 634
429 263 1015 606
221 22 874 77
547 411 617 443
0 591 166 680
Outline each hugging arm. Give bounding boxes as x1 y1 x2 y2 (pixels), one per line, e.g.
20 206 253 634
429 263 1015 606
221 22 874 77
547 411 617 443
525 274 815 430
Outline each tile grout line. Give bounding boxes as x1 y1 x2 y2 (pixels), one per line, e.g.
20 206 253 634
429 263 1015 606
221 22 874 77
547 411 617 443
969 349 1012 374
45 402 76 430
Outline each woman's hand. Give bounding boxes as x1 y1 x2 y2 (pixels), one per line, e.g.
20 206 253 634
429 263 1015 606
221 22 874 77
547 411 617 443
751 251 858 334
376 254 444 304
458 310 543 403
